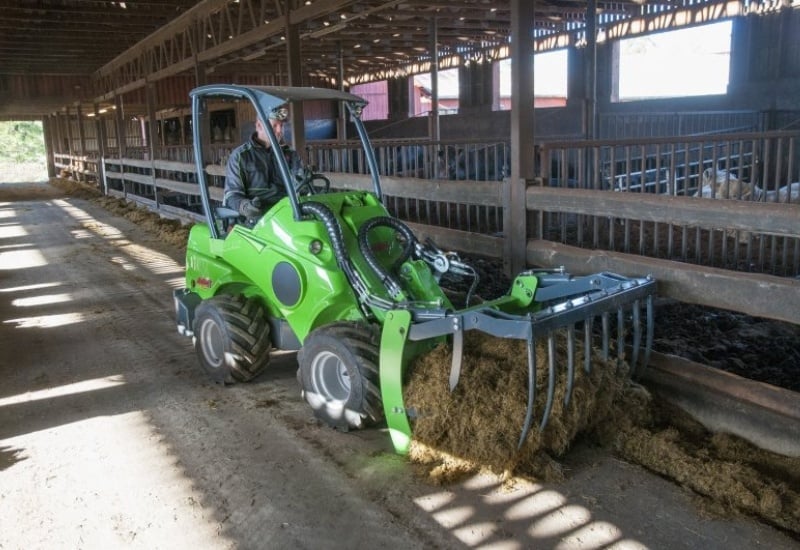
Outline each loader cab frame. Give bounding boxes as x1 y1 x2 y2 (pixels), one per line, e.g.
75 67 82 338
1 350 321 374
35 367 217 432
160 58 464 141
189 84 383 239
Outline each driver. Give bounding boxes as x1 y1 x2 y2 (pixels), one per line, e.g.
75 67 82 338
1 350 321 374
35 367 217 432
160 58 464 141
223 105 302 222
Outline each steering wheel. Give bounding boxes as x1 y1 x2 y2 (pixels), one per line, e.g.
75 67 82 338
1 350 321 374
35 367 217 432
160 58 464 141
295 168 331 196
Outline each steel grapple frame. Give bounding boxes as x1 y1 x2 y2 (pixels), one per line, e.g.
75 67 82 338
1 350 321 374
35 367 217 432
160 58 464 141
379 270 656 454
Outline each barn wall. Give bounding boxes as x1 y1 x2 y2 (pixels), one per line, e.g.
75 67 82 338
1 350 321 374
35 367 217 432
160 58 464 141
44 8 800 153
363 9 800 143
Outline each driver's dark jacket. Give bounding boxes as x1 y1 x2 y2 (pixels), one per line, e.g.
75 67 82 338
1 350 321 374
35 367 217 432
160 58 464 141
223 133 300 213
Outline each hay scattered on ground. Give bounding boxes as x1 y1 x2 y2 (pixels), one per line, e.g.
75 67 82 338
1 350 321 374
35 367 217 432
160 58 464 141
606 400 800 536
49 177 102 200
405 331 800 537
405 332 629 483
49 177 191 249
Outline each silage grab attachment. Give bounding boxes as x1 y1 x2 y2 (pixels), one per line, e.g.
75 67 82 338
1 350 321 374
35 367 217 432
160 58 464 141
379 269 656 455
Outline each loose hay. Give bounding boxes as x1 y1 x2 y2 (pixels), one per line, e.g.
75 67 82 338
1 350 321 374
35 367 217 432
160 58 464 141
405 331 628 482
405 331 800 537
49 177 102 200
606 400 800 536
91 195 192 249
49 177 192 249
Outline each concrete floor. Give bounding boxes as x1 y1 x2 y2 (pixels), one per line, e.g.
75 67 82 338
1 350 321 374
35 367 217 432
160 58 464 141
1 182 797 549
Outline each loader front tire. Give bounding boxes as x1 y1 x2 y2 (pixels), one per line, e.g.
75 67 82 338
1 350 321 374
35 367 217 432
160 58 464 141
193 295 271 384
297 322 383 431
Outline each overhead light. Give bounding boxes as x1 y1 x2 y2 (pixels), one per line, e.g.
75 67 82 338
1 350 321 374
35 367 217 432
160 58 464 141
340 13 347 19
323 21 330 26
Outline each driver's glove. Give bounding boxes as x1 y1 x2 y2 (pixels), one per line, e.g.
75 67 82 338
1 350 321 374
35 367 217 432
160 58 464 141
238 198 263 218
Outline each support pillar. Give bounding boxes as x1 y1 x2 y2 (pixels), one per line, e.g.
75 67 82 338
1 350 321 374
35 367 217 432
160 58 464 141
145 79 161 208
95 103 108 192
286 15 306 161
388 76 411 121
64 106 75 159
337 42 347 143
584 0 598 140
43 116 57 178
114 94 126 159
429 17 440 143
76 104 87 181
505 0 535 276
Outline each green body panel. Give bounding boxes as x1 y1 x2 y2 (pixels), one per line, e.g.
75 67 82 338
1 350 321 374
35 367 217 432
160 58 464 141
184 191 451 344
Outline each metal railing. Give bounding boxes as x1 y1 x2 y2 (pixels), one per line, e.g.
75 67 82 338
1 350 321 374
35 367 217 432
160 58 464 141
536 131 800 277
52 126 800 325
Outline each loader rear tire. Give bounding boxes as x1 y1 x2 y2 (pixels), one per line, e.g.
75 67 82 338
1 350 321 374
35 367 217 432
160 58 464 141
193 294 271 384
297 322 383 431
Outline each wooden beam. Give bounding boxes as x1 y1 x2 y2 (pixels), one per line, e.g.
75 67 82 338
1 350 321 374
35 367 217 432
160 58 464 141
506 0 535 276
526 240 800 325
526 187 800 238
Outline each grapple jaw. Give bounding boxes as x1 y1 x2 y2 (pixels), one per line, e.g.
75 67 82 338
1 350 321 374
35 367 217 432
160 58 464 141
379 269 656 455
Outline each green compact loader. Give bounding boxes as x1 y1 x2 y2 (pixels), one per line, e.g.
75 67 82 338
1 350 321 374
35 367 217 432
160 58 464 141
174 85 656 454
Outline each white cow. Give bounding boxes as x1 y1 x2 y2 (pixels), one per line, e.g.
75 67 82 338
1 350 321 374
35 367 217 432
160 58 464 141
694 168 755 199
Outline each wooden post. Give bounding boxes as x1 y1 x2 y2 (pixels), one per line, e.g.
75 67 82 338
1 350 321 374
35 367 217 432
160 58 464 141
146 80 161 210
584 0 598 140
285 14 306 162
114 94 127 198
76 103 87 181
505 0 536 276
429 17 440 144
95 103 108 192
337 42 347 143
42 116 57 178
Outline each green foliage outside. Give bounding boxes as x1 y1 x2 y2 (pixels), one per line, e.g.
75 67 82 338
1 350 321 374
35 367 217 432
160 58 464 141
0 121 45 163
0 121 48 182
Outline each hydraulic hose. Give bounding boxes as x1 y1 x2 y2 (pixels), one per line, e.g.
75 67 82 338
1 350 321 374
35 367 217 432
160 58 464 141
357 216 417 300
299 202 370 303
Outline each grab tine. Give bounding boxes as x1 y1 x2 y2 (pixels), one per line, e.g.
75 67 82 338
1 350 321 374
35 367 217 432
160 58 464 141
539 334 557 431
583 318 592 373
517 335 537 449
449 321 464 391
601 312 610 362
630 300 642 376
564 325 575 407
